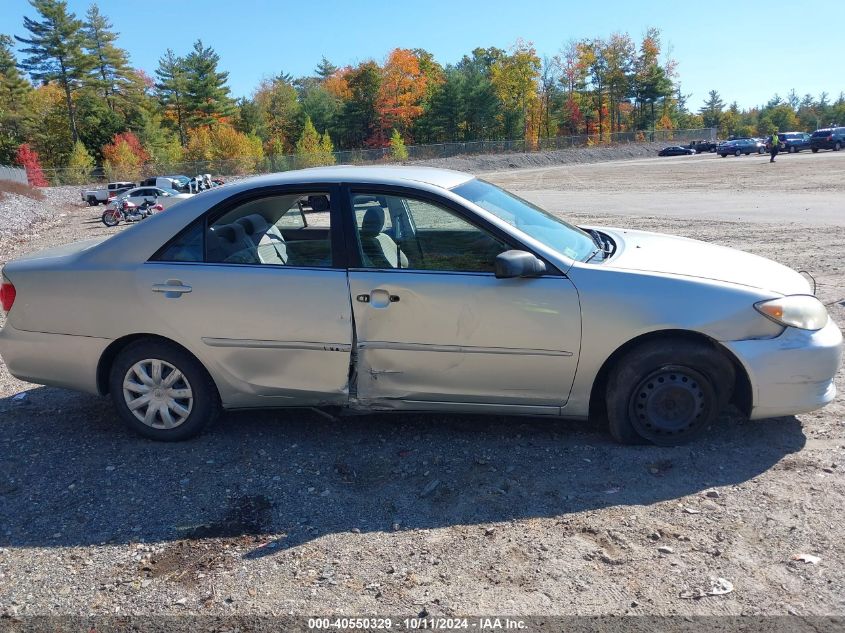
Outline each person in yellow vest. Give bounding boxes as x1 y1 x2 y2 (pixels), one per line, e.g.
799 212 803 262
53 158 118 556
769 130 780 163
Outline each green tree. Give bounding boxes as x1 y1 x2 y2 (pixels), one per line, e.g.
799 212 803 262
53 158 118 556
490 41 541 141
64 139 93 183
320 131 335 164
16 0 93 143
0 34 32 163
254 74 302 151
75 89 123 159
155 48 188 145
389 128 408 160
82 3 130 110
315 56 338 79
183 39 234 128
339 61 382 148
699 90 725 129
295 116 324 167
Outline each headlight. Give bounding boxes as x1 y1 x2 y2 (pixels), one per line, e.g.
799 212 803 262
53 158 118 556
754 295 829 331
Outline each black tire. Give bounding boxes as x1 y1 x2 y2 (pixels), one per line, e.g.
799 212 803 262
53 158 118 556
109 339 220 441
835 142 842 151
101 209 121 227
87 196 99 206
719 153 727 158
812 148 819 153
789 146 797 153
605 339 735 446
734 149 741 157
758 147 765 154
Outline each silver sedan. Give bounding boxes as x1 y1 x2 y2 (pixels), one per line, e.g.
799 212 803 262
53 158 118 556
0 167 841 444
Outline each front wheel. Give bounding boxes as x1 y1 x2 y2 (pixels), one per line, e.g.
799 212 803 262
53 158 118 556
758 147 765 154
789 146 797 153
605 339 735 446
101 209 121 227
835 142 842 151
734 149 741 157
812 148 819 153
719 153 727 158
109 340 220 441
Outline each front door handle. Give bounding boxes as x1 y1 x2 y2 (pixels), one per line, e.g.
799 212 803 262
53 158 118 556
364 289 400 308
152 280 192 298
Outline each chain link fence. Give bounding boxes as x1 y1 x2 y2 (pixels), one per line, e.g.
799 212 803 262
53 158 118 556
36 128 716 186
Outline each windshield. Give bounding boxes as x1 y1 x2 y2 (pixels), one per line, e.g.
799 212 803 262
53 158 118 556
451 179 596 261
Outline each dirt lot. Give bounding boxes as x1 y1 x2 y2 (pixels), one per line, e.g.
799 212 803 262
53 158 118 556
0 150 843 620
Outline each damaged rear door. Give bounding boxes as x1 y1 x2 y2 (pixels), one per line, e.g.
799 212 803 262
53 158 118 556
345 188 581 414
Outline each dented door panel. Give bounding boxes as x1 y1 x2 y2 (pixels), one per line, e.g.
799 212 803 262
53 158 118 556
136 263 353 406
348 270 581 408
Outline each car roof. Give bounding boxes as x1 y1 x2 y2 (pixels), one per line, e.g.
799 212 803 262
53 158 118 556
229 166 475 191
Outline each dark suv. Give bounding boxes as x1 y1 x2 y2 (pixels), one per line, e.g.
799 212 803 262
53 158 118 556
810 127 845 152
766 132 811 153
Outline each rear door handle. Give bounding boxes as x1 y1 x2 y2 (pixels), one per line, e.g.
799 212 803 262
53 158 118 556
152 280 192 297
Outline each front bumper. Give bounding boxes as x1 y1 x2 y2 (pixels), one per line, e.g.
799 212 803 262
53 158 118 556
724 319 843 420
0 322 108 394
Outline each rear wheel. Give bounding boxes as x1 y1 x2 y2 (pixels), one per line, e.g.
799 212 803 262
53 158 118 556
835 142 842 151
719 153 727 158
605 339 734 446
87 196 99 206
789 145 797 153
109 340 220 441
734 149 741 157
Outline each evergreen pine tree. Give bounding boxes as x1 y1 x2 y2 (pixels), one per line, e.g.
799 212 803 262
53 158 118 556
389 129 408 160
155 49 188 146
82 3 131 110
16 0 92 143
315 56 338 79
0 34 32 162
0 34 32 108
65 138 93 183
295 116 321 167
183 39 234 128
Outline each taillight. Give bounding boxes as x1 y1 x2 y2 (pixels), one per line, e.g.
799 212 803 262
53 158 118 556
1 279 15 313
828 135 833 141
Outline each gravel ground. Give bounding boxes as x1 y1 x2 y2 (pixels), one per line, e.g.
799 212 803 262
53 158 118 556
0 149 843 620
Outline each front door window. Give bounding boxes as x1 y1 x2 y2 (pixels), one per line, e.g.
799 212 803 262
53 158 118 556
351 193 510 272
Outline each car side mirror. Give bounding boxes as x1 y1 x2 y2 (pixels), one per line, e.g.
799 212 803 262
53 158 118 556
495 250 546 279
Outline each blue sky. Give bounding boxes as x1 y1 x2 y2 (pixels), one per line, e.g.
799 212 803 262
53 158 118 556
2 0 844 110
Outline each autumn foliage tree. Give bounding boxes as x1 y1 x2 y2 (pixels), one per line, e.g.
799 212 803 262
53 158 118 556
15 143 48 186
376 49 432 143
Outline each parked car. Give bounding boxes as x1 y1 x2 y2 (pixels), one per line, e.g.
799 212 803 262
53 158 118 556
686 139 718 153
810 127 845 152
1 167 840 446
80 181 135 206
658 146 696 156
140 176 191 191
768 132 812 153
105 186 193 211
718 138 759 157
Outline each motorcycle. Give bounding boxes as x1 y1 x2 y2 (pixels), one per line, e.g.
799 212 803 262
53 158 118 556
101 198 163 227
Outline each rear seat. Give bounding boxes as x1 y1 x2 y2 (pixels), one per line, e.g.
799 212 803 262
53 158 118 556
235 214 288 265
207 223 259 264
